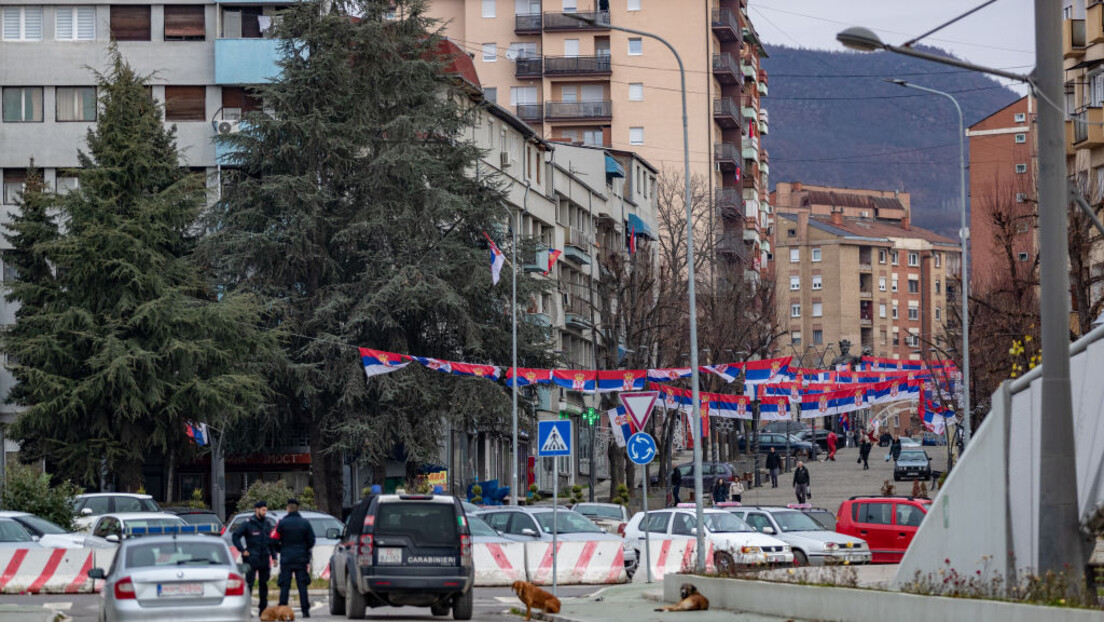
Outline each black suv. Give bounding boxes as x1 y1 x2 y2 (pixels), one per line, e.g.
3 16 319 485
329 494 474 620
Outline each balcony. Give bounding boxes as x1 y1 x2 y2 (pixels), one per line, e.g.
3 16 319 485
543 11 610 31
1064 18 1086 59
1073 106 1104 148
515 13 542 34
716 187 741 220
563 227 594 264
516 104 543 122
716 237 745 257
712 53 739 84
713 97 740 128
860 317 873 327
860 291 873 299
859 263 873 272
714 143 739 171
759 107 769 135
1090 2 1104 44
742 162 759 189
516 58 543 78
528 311 552 327
544 100 612 121
711 8 740 41
214 38 282 85
741 60 758 81
743 135 759 160
543 55 612 76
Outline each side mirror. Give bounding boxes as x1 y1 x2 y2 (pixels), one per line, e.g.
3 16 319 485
31 535 40 542
690 527 698 535
326 528 341 540
763 526 776 535
105 534 120 543
521 528 539 537
87 568 105 580
81 508 94 516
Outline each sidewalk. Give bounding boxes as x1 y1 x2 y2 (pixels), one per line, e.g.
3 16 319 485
540 583 802 622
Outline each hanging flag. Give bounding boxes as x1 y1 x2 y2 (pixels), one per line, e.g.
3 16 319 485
709 393 752 419
797 388 866 419
840 412 850 432
185 422 208 446
922 402 946 435
411 356 453 374
735 165 742 184
865 378 910 405
607 406 633 447
483 231 505 285
543 249 562 275
552 369 597 393
647 368 692 382
702 364 740 383
596 370 646 393
741 357 792 385
628 223 637 254
505 367 552 387
758 396 791 421
449 362 502 381
360 348 411 379
654 383 694 413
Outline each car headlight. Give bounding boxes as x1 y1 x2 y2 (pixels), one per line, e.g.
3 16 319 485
781 545 791 552
825 542 839 550
740 546 762 554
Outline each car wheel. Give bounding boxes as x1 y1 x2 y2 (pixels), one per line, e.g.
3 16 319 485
714 551 736 576
431 600 450 616
346 575 367 619
793 550 808 567
329 565 346 615
453 588 474 620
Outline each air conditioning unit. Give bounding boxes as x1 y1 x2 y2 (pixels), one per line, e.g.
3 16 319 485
213 120 240 135
500 150 513 168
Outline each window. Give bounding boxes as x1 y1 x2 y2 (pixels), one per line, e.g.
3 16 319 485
628 83 644 101
484 87 497 104
790 304 801 318
855 502 892 525
629 127 644 145
891 301 899 319
1016 192 1027 203
55 174 79 194
110 5 151 41
813 330 823 345
896 504 925 528
878 249 887 264
642 512 670 534
3 169 27 205
2 6 43 41
164 86 206 122
56 87 96 122
482 0 496 18
508 41 538 59
220 86 261 120
3 87 42 123
515 0 540 15
562 0 577 11
628 0 641 10
908 279 919 294
878 277 886 292
628 37 642 55
791 331 802 346
892 327 900 346
56 6 95 40
906 331 920 347
482 42 497 62
935 307 942 321
907 252 919 267
219 6 271 39
1015 163 1028 174
510 86 536 106
789 248 799 263
1018 252 1029 262
881 330 888 346
788 229 796 237
879 303 886 319
811 275 822 290
934 253 941 268
811 247 821 262
1014 112 1026 123
1015 133 1027 144
789 276 800 290
935 280 941 294
164 5 205 40
891 276 898 293
812 302 823 318
908 307 919 321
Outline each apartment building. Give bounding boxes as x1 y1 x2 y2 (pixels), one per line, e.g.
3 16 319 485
426 0 773 280
774 209 960 364
772 181 910 223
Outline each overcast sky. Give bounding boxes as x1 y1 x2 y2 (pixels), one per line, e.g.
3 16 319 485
750 0 1036 90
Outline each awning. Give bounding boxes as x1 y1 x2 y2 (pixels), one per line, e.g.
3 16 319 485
627 212 656 240
605 154 625 178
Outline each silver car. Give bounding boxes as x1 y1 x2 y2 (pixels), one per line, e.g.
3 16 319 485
570 503 630 534
730 506 871 566
476 506 638 574
89 535 249 622
0 517 43 549
0 510 112 549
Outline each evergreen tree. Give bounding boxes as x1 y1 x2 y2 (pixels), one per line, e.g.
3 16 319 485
4 49 275 491
199 0 549 512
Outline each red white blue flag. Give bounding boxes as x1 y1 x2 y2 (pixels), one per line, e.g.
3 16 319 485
709 393 752 419
607 406 634 447
543 249 562 275
184 421 208 446
647 368 692 382
741 357 792 385
449 361 502 381
758 396 792 421
702 364 740 383
483 232 505 285
360 348 411 379
596 370 646 393
505 368 552 387
552 369 597 393
797 387 866 419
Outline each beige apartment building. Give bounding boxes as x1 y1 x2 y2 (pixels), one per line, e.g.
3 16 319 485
426 0 773 279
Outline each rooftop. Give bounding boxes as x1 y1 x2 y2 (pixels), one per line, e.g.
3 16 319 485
781 213 958 247
803 190 906 214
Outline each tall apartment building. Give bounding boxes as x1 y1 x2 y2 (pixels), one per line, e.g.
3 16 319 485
426 0 773 280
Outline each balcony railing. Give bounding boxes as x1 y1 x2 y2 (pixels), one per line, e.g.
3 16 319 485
515 58 543 77
712 53 739 83
543 55 612 75
1065 18 1087 59
711 8 740 40
713 97 740 128
545 100 612 121
515 13 542 33
716 187 741 220
714 143 739 169
516 104 542 122
543 11 610 30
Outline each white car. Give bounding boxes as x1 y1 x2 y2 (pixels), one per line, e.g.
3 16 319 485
623 507 793 573
0 511 113 549
0 517 43 549
88 513 187 545
728 506 871 566
73 493 161 531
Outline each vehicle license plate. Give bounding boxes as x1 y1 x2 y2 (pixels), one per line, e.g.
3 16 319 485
768 555 787 563
158 582 204 597
378 548 402 565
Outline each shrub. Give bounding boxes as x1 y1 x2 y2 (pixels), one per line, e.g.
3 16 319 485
236 480 315 514
0 462 82 531
471 484 483 505
190 488 205 509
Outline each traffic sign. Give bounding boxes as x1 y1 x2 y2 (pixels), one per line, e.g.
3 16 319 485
626 432 657 465
537 420 572 457
619 391 659 431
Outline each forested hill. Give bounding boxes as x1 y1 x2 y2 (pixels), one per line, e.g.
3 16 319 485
760 45 1022 236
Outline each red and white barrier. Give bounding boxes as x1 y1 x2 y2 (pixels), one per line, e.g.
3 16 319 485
631 539 715 583
525 541 627 586
0 548 97 594
472 542 527 586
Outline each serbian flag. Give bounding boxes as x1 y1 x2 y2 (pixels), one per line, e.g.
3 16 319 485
702 364 740 383
742 357 792 385
700 400 710 438
607 406 634 447
797 388 866 419
543 249 562 276
360 348 411 379
923 402 946 435
449 361 502 381
185 422 208 446
505 368 552 387
647 367 692 383
596 370 646 393
552 369 597 393
710 393 752 419
484 232 505 285
628 223 637 254
656 384 694 413
759 396 792 421
840 412 850 432
411 356 453 374
791 368 835 383
866 378 908 405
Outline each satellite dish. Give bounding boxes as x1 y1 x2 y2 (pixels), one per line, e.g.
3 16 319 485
505 49 519 61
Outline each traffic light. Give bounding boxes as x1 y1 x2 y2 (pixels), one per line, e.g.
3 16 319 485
558 409 571 420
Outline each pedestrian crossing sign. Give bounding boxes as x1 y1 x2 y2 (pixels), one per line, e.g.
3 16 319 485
537 420 572 457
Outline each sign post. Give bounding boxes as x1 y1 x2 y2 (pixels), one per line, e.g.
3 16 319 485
537 420 572 596
627 431 657 584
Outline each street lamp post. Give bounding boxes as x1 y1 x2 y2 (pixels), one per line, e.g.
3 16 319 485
886 79 971 449
499 202 520 506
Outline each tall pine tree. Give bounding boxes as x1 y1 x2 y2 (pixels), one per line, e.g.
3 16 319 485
199 0 549 512
4 49 275 492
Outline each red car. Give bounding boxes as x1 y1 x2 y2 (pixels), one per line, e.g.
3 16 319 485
835 496 932 563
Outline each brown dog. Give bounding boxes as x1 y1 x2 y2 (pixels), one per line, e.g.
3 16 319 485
655 583 709 612
512 580 562 621
259 605 296 621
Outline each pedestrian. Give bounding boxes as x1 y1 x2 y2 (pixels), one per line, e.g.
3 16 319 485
890 435 903 462
712 478 728 505
232 500 277 618
793 461 811 504
729 476 744 503
274 498 316 619
826 431 838 461
765 447 782 488
859 434 872 470
670 462 683 506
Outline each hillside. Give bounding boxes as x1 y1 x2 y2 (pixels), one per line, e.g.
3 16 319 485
760 45 1022 236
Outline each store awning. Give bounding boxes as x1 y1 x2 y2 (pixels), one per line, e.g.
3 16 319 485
605 154 625 178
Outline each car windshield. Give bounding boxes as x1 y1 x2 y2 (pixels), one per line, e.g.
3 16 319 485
0 519 34 542
899 451 927 461
376 503 458 547
704 512 754 533
125 541 231 568
534 511 603 534
574 505 622 520
772 511 824 532
16 514 68 535
467 516 498 538
308 517 343 538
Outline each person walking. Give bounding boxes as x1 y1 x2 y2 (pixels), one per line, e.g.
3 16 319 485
274 498 316 619
793 461 811 504
729 477 744 503
232 500 277 617
890 435 903 463
670 462 683 506
859 434 872 470
712 478 728 505
765 447 782 488
826 431 838 461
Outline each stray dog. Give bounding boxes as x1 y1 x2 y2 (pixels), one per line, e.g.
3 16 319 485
259 605 296 621
512 580 561 621
655 583 709 612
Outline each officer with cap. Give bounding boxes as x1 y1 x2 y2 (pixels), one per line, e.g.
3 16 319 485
274 498 315 618
232 500 277 616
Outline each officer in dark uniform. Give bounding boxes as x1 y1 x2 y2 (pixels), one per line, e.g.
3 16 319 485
275 498 316 618
232 500 277 616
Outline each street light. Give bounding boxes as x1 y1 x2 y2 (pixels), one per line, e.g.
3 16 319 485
836 27 1031 83
566 12 705 572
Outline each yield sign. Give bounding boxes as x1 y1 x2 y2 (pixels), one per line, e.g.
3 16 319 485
619 390 659 431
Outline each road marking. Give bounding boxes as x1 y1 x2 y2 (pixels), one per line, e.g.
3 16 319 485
41 602 73 610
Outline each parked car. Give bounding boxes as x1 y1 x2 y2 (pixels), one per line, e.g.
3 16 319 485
476 506 637 574
835 496 932 563
893 449 933 481
467 515 525 544
73 493 161 531
0 517 44 549
795 429 830 451
622 508 792 574
798 506 837 532
922 432 947 446
736 433 817 457
899 437 922 449
0 510 111 549
760 421 811 436
329 493 474 619
726 506 871 566
162 508 224 534
222 509 343 551
648 461 742 491
88 534 248 622
88 513 188 544
571 503 629 534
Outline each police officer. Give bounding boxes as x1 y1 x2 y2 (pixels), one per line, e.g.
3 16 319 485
232 500 277 616
275 498 315 619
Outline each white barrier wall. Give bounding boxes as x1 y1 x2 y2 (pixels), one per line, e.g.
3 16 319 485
524 541 627 586
630 539 714 584
472 542 527 586
0 549 96 594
